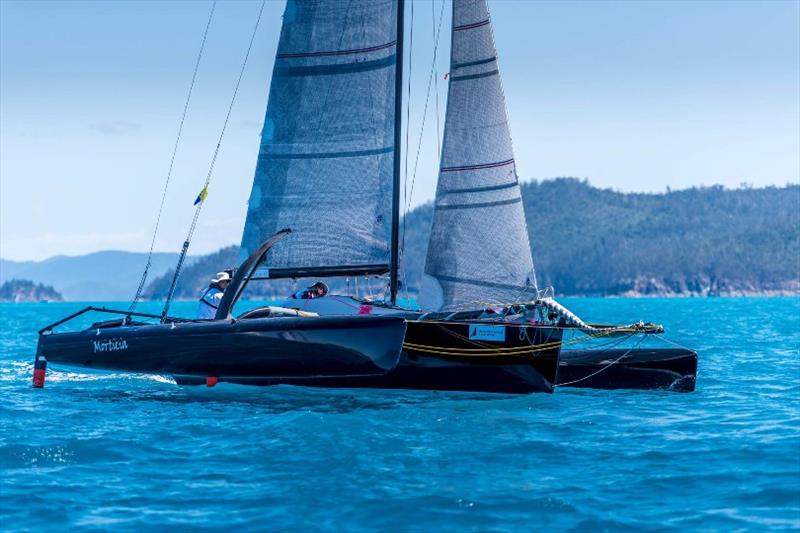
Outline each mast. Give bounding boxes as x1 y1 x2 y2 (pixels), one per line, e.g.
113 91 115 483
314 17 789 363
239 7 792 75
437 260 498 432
390 0 405 305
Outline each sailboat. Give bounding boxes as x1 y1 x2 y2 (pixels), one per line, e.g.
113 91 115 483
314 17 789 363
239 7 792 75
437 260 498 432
33 0 695 393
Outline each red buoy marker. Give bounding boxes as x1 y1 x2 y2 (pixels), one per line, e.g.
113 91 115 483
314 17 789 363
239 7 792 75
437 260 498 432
206 376 218 387
32 356 47 388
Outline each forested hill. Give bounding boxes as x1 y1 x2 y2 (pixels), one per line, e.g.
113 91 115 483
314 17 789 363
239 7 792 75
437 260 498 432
146 179 799 299
521 179 799 296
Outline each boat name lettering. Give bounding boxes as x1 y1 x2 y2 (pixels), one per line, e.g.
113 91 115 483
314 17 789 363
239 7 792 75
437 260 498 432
92 338 129 353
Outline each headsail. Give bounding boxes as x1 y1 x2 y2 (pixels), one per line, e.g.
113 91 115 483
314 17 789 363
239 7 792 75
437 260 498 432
421 0 537 311
240 0 399 279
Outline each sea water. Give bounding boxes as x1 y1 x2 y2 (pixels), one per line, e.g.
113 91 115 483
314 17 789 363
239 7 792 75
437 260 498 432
1 298 798 531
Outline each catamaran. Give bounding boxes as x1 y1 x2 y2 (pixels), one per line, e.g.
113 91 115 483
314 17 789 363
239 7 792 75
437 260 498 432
33 0 696 393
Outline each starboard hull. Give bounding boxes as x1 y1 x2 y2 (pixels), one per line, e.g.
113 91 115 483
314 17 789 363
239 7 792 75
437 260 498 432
557 347 698 391
37 315 407 383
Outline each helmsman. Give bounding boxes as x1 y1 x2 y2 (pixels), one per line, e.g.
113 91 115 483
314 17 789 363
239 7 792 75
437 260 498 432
197 271 232 320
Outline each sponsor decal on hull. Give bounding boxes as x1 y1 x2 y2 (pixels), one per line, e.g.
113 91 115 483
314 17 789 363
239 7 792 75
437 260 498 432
468 324 506 342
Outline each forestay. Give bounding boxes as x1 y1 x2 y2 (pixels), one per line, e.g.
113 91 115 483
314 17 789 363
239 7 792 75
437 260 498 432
421 0 537 311
239 0 399 278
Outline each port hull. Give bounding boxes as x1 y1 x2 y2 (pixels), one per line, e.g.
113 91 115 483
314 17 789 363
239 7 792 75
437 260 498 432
37 315 407 381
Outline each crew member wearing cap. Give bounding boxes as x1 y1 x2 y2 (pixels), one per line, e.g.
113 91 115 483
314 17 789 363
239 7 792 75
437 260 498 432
291 281 329 300
197 271 232 319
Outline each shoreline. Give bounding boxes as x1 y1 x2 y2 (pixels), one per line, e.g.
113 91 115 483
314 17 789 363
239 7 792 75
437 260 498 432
3 291 799 303
558 290 800 298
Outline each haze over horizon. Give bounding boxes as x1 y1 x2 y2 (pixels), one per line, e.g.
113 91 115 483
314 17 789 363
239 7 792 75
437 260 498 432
1 0 798 261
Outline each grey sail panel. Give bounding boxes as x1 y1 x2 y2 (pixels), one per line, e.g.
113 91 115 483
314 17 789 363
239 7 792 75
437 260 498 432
421 0 536 311
239 0 398 275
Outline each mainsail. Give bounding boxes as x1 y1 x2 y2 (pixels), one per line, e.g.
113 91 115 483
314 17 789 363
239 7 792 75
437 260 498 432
421 0 537 311
240 0 399 279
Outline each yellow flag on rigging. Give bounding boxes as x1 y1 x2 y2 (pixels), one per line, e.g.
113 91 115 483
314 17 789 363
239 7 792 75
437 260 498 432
194 185 209 205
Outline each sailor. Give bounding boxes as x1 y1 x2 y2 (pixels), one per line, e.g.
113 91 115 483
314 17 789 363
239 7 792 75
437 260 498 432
197 271 232 319
291 281 329 300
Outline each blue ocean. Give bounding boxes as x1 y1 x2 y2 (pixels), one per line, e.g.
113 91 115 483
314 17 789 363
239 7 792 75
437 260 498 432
1 298 798 530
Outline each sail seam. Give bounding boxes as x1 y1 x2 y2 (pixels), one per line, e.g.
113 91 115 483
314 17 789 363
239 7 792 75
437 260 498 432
452 56 496 69
433 274 533 292
259 146 393 160
440 158 514 172
275 55 396 77
453 19 490 31
434 197 522 210
440 181 517 195
277 40 396 59
450 69 499 82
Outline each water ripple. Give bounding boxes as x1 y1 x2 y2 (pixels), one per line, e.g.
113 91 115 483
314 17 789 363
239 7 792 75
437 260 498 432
1 299 799 530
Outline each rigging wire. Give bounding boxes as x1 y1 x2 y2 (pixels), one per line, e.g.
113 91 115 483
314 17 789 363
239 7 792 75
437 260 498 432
400 0 447 259
128 1 217 312
402 0 414 217
161 0 266 320
400 0 415 302
431 0 443 157
554 334 645 387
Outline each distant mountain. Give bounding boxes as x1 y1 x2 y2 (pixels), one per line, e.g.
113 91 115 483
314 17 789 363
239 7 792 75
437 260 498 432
4 180 797 301
144 247 239 301
0 279 63 302
145 179 799 300
0 251 182 301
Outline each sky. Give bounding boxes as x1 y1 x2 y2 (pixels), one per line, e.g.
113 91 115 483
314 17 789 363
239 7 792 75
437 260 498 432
1 0 798 261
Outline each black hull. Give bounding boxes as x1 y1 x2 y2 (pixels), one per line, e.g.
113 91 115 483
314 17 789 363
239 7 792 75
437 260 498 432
557 347 698 391
279 320 561 394
231 350 554 393
402 320 562 392
176 320 562 394
37 315 406 382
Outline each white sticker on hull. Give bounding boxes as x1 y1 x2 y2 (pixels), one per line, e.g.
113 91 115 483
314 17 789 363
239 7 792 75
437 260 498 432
468 324 506 342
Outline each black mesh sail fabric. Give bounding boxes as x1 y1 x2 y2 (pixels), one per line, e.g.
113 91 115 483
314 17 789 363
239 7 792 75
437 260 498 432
420 0 536 311
239 0 398 275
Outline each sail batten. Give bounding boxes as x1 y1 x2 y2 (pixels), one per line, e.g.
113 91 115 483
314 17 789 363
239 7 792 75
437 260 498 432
421 0 537 311
258 146 394 161
276 40 397 59
239 0 399 276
